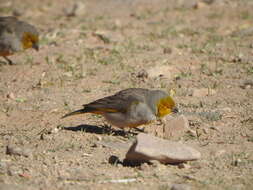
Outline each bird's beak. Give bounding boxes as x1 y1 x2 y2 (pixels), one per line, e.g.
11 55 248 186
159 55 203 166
172 107 179 113
32 43 39 51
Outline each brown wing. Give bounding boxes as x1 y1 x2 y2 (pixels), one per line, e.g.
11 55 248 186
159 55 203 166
0 16 38 39
0 17 19 54
83 88 150 113
0 17 16 35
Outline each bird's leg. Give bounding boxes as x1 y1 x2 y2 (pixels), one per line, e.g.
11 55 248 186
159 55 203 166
134 127 145 133
103 123 113 134
124 128 138 137
118 128 133 138
122 128 135 138
107 124 112 131
122 128 130 136
3 56 14 65
157 118 166 133
157 118 166 126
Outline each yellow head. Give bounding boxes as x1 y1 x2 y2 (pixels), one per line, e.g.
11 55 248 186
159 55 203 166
22 32 39 51
157 96 177 118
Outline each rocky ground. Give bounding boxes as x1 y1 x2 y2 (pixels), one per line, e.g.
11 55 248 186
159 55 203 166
0 0 253 189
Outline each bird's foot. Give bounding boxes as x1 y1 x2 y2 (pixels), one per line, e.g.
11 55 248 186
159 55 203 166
3 56 15 65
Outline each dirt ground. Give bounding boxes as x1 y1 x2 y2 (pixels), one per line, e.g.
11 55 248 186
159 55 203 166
0 0 253 189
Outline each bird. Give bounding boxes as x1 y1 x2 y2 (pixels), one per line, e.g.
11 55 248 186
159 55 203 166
0 16 39 65
62 88 178 129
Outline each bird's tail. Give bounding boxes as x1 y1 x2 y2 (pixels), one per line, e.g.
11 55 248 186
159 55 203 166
61 108 87 119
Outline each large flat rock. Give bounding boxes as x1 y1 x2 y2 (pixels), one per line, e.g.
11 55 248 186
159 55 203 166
125 133 201 164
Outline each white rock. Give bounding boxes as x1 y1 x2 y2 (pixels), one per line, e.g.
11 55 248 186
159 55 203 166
125 133 201 164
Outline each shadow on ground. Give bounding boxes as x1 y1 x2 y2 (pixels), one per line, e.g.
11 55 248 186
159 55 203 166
63 124 139 136
0 60 9 65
